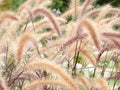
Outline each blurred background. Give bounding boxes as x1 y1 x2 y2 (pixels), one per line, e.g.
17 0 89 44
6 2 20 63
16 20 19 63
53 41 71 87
0 0 120 12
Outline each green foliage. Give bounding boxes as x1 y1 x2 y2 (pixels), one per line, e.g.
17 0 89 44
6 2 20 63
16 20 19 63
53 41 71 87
77 55 84 63
40 39 47 47
6 53 15 78
32 16 42 22
0 0 26 11
0 0 9 10
94 0 120 7
66 16 72 23
111 0 120 7
50 0 69 13
105 13 115 18
17 21 28 34
109 79 120 87
52 36 57 40
1 0 120 89
0 0 120 12
103 58 110 68
113 24 120 31
79 86 85 90
8 0 26 11
37 29 45 34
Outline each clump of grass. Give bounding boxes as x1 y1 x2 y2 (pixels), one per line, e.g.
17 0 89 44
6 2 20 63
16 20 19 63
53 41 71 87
0 0 120 90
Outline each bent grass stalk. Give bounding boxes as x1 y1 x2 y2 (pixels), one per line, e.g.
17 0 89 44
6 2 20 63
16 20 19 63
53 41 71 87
15 33 39 64
23 60 78 90
0 78 8 90
0 0 120 90
31 7 61 37
71 0 79 18
82 19 100 50
93 78 108 90
23 79 70 90
0 12 18 25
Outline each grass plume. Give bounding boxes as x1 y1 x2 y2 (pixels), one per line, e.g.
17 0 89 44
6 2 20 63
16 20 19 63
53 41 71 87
0 0 120 90
0 78 8 90
93 78 108 90
23 79 70 90
0 12 18 25
15 33 39 64
71 0 79 18
80 0 93 16
102 32 120 39
23 60 78 90
77 76 89 90
82 19 100 50
79 49 96 66
31 7 61 37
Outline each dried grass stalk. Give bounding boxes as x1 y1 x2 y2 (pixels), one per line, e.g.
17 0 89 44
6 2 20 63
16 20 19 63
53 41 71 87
23 79 70 90
96 5 110 23
77 76 89 90
0 78 8 90
82 19 100 50
23 60 78 90
93 78 108 90
80 0 93 16
79 49 96 66
71 0 79 17
15 33 39 63
0 12 18 25
32 7 61 37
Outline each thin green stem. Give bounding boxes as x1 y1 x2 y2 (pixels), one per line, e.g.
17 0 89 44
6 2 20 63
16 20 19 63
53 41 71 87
72 40 82 76
112 79 117 90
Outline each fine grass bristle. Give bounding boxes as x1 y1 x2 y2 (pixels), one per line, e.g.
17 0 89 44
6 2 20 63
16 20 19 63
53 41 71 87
85 8 100 18
93 78 108 90
26 18 52 32
96 5 111 23
23 79 70 90
15 33 39 64
108 17 120 26
31 7 61 37
26 17 65 32
80 0 93 16
71 0 80 18
97 44 112 62
77 76 89 90
102 32 120 39
23 60 78 90
61 9 73 18
62 33 87 49
0 78 8 90
110 38 120 50
79 49 96 66
82 19 100 50
40 0 52 7
1 0 120 89
0 12 18 25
